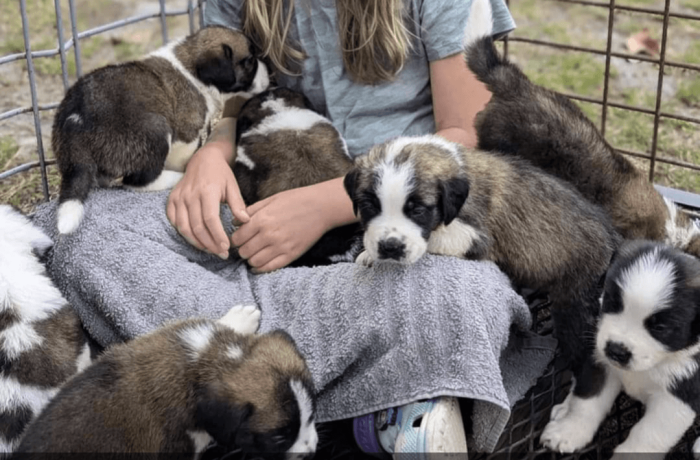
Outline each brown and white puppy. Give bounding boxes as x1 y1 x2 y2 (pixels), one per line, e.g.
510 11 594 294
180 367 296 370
53 26 270 235
16 305 318 459
0 205 95 455
343 135 619 411
462 0 700 258
233 87 363 267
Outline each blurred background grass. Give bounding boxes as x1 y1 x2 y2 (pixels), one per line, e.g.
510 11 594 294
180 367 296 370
0 0 698 213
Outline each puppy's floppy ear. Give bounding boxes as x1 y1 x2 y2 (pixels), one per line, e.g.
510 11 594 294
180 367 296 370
343 169 360 216
196 45 236 92
196 387 254 449
439 177 470 226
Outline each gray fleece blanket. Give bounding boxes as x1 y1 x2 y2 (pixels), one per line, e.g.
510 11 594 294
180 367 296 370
32 189 556 452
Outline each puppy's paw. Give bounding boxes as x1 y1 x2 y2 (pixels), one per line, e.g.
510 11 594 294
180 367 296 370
693 437 700 459
355 250 374 267
540 412 595 454
218 305 261 335
549 393 572 422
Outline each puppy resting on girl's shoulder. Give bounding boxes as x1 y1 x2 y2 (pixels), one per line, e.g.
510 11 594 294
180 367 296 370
16 305 318 459
0 205 95 455
542 240 700 458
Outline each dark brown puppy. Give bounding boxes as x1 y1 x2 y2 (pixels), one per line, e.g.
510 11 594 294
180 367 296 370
462 6 700 257
16 306 317 459
344 135 620 404
233 87 363 267
53 26 270 235
0 205 96 455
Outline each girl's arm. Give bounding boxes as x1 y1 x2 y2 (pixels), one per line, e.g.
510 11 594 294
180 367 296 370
166 116 250 259
430 53 492 148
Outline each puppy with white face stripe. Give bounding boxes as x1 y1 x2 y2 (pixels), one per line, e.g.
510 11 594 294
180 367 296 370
541 241 700 457
0 205 96 455
344 135 620 418
232 87 363 266
16 305 317 459
53 25 270 235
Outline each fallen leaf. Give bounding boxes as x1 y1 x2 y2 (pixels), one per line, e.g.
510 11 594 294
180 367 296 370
626 28 660 56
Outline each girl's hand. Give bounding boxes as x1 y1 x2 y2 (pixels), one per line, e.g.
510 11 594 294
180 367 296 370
167 141 250 258
232 177 357 273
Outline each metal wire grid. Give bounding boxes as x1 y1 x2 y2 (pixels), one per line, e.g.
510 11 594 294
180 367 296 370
502 0 700 181
472 295 700 460
2 0 700 201
0 0 208 197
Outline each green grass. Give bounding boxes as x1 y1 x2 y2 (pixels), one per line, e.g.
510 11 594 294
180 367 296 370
525 52 615 98
0 136 19 169
682 0 700 12
677 77 700 107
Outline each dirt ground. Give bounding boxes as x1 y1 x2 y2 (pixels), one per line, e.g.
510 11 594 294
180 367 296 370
1 0 699 212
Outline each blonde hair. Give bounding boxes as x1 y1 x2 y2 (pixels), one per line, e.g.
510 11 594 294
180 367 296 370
243 0 412 85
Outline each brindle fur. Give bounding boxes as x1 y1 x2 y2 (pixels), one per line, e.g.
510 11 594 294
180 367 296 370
16 318 314 456
465 36 700 257
348 138 620 397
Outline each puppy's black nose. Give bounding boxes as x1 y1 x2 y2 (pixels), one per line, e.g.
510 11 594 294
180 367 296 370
605 341 632 366
378 238 405 260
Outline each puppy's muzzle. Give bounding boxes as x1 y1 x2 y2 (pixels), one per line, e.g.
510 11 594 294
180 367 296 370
378 237 405 261
604 341 632 367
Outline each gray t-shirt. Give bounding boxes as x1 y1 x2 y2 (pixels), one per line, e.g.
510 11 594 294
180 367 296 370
205 0 515 158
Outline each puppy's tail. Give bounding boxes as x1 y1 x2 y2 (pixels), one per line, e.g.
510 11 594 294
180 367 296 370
462 0 526 96
56 162 96 235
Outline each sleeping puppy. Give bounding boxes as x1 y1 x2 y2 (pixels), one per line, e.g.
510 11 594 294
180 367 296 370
462 0 700 258
16 305 318 459
541 240 700 458
233 87 364 267
53 25 270 235
0 205 95 455
343 135 619 422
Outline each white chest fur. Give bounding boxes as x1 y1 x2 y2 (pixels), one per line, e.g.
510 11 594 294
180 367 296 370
427 220 482 257
148 40 226 172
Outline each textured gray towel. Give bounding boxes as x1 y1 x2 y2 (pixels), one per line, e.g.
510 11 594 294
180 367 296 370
32 189 555 452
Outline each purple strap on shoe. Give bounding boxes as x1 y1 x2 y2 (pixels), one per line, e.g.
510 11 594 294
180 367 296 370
353 413 386 458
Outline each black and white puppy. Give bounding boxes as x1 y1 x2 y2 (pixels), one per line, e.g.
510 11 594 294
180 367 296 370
542 240 700 458
233 87 363 267
53 25 270 235
16 305 318 459
0 205 95 455
462 0 700 258
343 135 619 415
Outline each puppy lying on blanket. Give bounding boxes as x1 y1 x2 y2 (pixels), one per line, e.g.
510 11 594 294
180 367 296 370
233 87 364 266
462 0 700 258
16 305 317 459
53 25 269 235
542 240 700 457
0 205 95 454
343 135 619 429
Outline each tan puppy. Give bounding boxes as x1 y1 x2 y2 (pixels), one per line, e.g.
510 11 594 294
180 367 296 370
344 135 619 422
16 306 317 459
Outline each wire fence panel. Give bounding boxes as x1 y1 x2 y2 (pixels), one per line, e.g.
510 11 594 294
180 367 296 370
1 0 698 206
